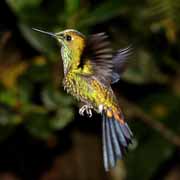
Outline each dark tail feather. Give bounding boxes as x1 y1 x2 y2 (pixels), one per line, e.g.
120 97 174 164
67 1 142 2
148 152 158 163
102 113 115 170
102 112 133 171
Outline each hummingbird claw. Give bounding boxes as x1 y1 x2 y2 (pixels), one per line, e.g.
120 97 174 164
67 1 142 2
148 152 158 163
79 108 84 116
87 108 92 117
79 105 93 118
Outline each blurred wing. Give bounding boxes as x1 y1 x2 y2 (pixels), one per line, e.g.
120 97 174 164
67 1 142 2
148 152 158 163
80 33 113 84
111 46 132 84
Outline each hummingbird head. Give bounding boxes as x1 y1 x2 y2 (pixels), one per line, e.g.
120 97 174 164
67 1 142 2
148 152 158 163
32 28 86 74
56 29 86 74
55 29 85 50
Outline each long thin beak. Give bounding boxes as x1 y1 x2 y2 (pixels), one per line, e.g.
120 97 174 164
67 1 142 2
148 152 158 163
32 28 56 38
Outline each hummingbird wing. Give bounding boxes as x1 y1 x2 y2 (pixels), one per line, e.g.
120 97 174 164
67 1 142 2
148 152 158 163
111 46 132 84
80 32 113 85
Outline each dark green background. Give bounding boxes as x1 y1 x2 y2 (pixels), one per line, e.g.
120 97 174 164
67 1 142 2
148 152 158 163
0 0 179 179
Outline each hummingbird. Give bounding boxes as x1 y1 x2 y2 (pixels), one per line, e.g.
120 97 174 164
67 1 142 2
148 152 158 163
33 28 133 171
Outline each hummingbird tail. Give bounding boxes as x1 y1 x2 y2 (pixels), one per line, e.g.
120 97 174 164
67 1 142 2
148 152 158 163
102 112 133 171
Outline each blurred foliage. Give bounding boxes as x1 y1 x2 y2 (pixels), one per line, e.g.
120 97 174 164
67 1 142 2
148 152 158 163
0 0 180 179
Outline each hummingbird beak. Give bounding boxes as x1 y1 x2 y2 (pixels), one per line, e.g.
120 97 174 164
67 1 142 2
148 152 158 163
32 28 56 38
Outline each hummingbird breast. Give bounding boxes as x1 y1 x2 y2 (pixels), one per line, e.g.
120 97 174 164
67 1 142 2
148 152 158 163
63 71 120 114
63 72 94 105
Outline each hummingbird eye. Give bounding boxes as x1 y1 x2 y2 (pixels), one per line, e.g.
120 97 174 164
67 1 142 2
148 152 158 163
65 35 72 42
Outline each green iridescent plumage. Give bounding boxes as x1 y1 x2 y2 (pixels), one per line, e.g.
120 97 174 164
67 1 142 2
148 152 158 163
33 28 133 171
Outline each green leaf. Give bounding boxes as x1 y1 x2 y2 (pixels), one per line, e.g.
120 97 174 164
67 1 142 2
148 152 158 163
65 0 80 15
78 1 125 28
50 108 73 129
42 86 74 110
0 88 17 107
0 108 22 125
7 0 43 13
25 112 53 139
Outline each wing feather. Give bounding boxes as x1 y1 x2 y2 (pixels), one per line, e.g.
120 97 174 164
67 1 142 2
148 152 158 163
80 33 113 84
79 33 132 85
111 46 132 84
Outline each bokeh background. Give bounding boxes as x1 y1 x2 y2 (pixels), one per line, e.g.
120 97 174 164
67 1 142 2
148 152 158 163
0 0 180 179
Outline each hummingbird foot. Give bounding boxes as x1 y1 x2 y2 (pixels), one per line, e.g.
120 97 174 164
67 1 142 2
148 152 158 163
79 105 93 117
